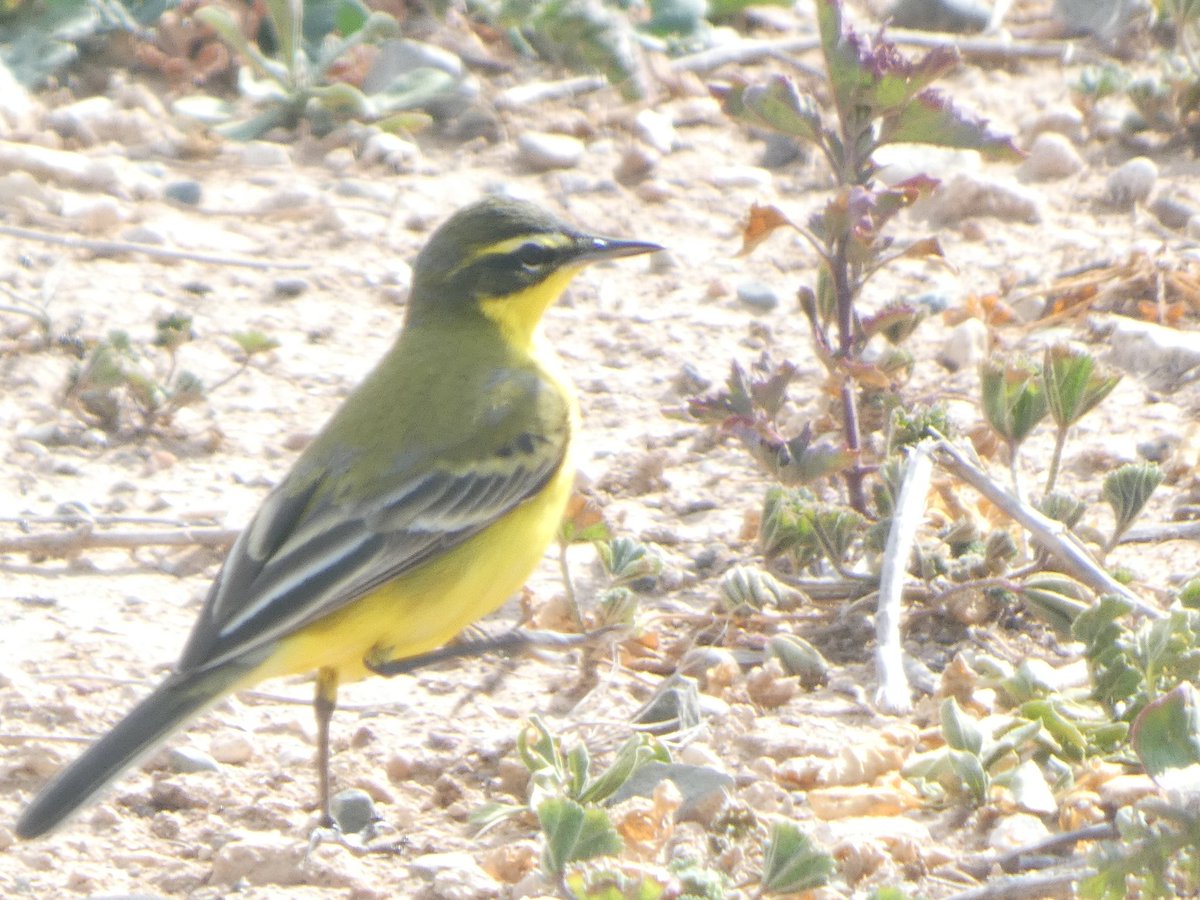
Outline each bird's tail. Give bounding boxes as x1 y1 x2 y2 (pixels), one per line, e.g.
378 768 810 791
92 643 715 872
16 664 246 839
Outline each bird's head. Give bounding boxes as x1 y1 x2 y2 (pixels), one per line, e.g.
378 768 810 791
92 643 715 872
407 197 661 346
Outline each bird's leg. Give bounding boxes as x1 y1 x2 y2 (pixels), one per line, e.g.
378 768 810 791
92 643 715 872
363 626 622 677
314 667 339 828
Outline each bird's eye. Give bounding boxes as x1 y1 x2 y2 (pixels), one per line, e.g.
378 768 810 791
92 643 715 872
515 242 555 268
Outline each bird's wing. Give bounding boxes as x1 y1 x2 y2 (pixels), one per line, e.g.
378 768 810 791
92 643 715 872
179 371 570 673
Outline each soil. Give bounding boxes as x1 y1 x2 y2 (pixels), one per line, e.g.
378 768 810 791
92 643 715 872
2 2 1200 897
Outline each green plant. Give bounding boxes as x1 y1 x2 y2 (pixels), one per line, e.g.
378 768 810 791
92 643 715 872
694 0 1019 515
65 317 277 438
177 0 454 139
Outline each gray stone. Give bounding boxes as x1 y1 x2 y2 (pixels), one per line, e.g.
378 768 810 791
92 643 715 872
736 281 780 311
1104 157 1157 208
889 0 990 32
273 277 309 298
329 788 376 834
1149 194 1195 230
164 179 202 206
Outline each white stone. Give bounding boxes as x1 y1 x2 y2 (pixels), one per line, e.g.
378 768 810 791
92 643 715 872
634 108 676 154
710 165 773 189
1020 132 1084 181
57 193 125 233
0 140 119 192
361 131 420 171
1103 315 1200 390
919 172 1042 225
517 131 585 171
988 812 1051 851
210 834 307 886
937 318 989 372
238 140 292 167
209 732 254 765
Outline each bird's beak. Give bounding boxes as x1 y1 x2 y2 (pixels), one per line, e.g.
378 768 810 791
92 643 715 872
574 236 663 264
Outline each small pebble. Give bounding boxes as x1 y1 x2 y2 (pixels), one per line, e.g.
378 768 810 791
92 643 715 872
635 178 674 203
58 194 125 233
329 788 376 834
164 180 202 206
0 171 48 206
710 165 773 189
614 145 658 186
1104 157 1157 208
209 732 253 765
273 277 309 298
634 108 676 154
324 147 356 173
920 172 1042 225
1021 105 1085 145
238 141 291 167
937 318 989 372
988 813 1050 851
736 281 780 311
760 133 804 169
517 132 586 171
19 423 62 446
166 746 220 774
361 132 420 171
121 225 165 245
889 0 990 33
648 249 677 274
1149 194 1195 230
1020 132 1084 181
1137 437 1172 462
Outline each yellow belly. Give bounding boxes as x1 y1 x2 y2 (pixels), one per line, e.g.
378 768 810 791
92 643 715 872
251 452 574 686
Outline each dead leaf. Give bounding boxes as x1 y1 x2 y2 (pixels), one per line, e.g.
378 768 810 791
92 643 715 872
739 203 796 256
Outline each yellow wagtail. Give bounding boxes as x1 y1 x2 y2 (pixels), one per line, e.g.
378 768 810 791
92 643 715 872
16 196 660 838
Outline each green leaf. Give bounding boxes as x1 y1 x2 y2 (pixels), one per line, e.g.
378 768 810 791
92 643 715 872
941 697 984 755
812 506 866 565
717 76 823 143
1042 344 1121 429
537 797 622 874
768 634 829 685
578 734 667 805
195 5 284 84
596 537 659 585
1103 463 1163 543
1021 575 1092 636
980 357 1048 449
333 0 369 35
1037 491 1088 529
948 748 989 804
1131 684 1200 779
1021 700 1088 760
719 565 794 614
884 89 1023 160
760 819 835 893
232 330 281 357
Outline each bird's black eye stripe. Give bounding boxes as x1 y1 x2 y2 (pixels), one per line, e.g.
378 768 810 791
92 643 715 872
514 241 557 268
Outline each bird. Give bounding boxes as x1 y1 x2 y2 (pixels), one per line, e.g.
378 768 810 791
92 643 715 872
16 196 661 839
